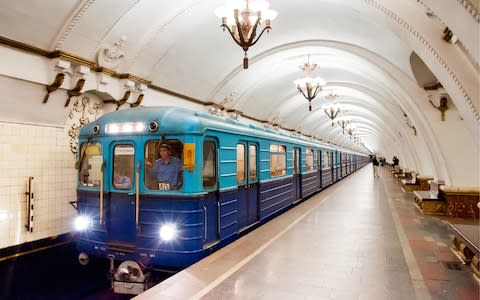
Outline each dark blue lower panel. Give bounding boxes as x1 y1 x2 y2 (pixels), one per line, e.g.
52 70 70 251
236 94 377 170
302 172 319 198
259 177 294 219
322 169 333 187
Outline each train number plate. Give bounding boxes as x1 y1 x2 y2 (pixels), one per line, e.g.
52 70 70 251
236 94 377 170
158 183 170 190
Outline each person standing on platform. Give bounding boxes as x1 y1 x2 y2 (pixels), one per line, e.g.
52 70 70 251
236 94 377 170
372 156 380 178
392 155 400 171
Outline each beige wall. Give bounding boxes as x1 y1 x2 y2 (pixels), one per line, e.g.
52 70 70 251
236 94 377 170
0 122 76 249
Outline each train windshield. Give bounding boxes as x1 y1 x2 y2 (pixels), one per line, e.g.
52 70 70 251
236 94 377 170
79 142 103 187
144 140 183 190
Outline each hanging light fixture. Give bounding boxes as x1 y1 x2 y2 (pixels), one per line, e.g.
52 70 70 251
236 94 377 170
215 0 277 69
324 90 337 101
294 55 326 111
345 123 356 139
337 116 351 134
323 103 341 126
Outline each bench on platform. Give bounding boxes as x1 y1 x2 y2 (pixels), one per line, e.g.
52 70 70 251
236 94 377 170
390 167 403 176
413 180 445 215
449 223 480 280
395 170 415 183
441 186 480 219
401 175 433 193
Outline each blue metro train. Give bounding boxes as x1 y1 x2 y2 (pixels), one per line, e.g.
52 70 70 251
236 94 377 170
74 106 369 294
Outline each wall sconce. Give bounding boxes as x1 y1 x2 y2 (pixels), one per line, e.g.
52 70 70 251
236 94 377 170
429 95 448 121
442 27 454 42
42 73 65 103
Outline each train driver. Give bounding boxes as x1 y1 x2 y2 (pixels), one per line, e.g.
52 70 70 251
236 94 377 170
150 143 183 190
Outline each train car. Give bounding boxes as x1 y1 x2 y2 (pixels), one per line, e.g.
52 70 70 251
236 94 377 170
73 106 369 294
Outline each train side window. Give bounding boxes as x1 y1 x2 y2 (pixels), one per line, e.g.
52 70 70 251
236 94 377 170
236 144 245 184
270 144 286 177
113 145 134 189
144 140 183 190
203 141 216 188
305 148 314 171
323 151 330 168
79 142 103 187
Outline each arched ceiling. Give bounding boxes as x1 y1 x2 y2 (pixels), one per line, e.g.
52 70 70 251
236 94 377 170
0 0 478 158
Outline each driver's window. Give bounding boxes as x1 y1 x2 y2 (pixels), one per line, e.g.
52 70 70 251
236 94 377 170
144 140 183 190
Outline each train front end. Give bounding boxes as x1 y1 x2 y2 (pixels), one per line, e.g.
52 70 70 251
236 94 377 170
73 107 211 294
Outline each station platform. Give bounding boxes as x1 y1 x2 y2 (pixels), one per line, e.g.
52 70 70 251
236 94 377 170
135 166 479 300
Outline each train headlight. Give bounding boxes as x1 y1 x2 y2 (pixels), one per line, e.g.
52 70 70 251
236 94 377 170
159 223 177 241
74 216 92 231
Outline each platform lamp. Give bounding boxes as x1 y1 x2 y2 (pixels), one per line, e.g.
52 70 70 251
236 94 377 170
294 55 326 111
215 0 277 69
323 103 341 126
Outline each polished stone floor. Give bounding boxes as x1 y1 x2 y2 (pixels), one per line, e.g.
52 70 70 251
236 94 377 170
136 165 479 300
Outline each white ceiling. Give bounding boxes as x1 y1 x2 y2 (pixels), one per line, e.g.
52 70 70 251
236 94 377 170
0 0 478 156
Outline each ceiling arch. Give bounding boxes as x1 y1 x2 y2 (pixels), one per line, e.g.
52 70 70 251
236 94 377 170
0 0 477 184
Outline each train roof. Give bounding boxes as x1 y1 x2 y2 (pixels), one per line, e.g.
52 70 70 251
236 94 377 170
79 106 364 155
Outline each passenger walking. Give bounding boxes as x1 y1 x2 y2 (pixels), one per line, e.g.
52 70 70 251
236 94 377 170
372 156 380 178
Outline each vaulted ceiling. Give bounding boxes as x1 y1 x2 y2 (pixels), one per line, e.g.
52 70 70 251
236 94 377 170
0 0 479 168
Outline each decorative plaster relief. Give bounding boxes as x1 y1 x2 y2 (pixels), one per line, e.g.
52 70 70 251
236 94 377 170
418 0 480 22
66 95 104 154
97 36 127 70
54 0 96 50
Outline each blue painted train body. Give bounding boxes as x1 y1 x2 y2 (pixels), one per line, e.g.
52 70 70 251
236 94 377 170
74 106 369 293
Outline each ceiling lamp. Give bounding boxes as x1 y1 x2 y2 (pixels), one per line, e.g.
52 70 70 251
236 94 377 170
324 90 337 101
323 103 341 126
294 55 326 111
337 116 351 134
345 123 356 139
215 0 277 69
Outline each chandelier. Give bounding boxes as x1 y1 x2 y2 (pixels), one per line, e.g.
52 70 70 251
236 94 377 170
345 123 356 139
337 116 351 134
323 103 341 126
215 0 277 69
294 55 326 111
324 90 337 101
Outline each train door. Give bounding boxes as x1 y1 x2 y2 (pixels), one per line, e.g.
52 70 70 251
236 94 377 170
236 141 259 231
317 150 322 189
246 143 259 224
202 139 219 246
339 152 343 178
107 143 137 245
330 151 335 182
292 147 301 202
